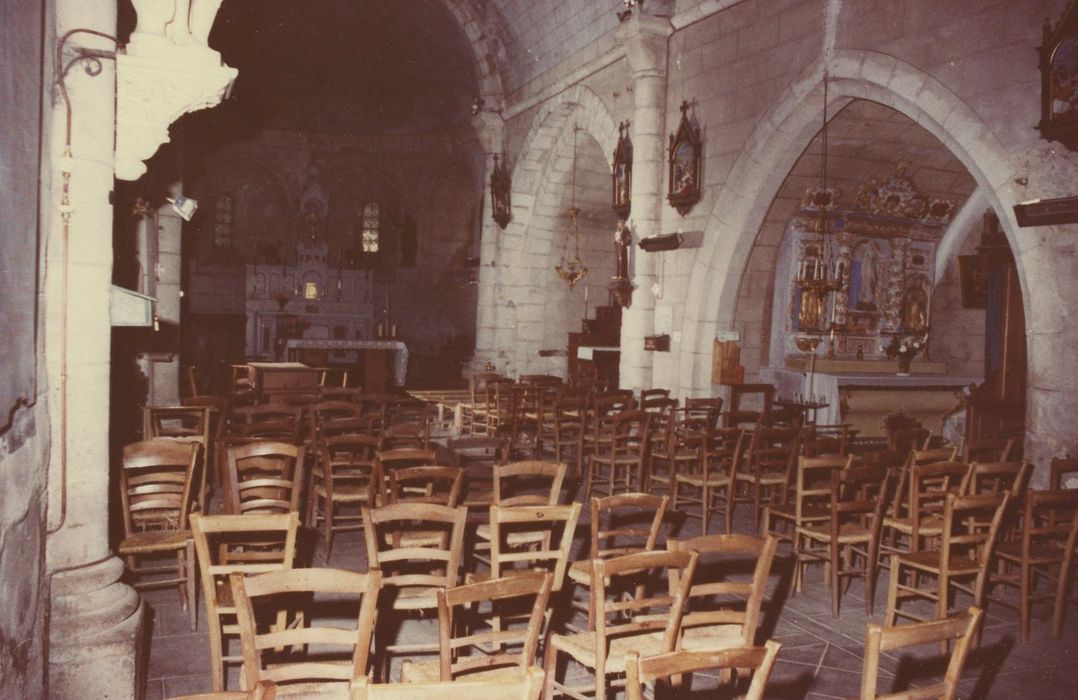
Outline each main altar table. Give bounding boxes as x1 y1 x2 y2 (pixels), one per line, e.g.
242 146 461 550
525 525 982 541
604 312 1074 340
284 339 409 386
760 366 980 437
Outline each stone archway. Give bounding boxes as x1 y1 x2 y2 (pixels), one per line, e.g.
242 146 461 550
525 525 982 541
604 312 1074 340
437 0 509 111
676 49 1075 475
481 85 620 376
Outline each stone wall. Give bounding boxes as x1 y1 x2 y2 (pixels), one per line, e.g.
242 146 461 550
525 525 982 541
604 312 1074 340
0 409 48 699
0 0 49 694
186 129 482 357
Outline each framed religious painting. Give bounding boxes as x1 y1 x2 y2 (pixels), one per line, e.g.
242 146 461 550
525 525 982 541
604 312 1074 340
611 120 632 219
667 100 702 216
1039 0 1078 150
957 254 988 309
490 153 512 229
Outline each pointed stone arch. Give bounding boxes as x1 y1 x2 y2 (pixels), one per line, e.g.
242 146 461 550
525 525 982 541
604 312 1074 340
485 84 620 375
676 50 1022 397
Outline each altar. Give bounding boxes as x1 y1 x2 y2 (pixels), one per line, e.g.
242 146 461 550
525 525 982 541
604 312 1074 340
285 339 409 386
761 365 980 438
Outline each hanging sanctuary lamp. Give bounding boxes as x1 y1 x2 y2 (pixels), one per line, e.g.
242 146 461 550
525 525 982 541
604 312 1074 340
555 125 588 288
795 70 847 339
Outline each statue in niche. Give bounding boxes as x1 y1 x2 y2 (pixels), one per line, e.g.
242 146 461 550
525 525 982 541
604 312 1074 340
299 166 329 244
902 284 929 333
614 220 631 280
854 241 882 311
799 288 825 333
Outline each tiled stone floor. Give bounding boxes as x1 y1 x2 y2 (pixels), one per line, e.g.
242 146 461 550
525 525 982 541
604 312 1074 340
142 479 1078 699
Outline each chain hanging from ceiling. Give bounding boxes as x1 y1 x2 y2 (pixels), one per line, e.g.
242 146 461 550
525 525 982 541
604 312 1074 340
555 125 588 288
795 70 847 335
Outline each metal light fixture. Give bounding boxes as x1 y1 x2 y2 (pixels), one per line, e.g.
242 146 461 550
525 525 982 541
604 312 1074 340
795 70 846 335
167 194 198 221
555 126 588 289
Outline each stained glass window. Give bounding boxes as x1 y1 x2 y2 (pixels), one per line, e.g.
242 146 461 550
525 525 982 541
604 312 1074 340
213 194 233 249
361 202 380 253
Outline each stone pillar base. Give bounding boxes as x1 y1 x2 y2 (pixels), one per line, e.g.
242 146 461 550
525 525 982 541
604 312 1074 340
47 556 145 700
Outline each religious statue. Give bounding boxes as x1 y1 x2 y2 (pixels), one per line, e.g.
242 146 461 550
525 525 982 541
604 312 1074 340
298 166 329 244
799 287 826 332
902 284 929 333
614 220 631 280
854 241 881 311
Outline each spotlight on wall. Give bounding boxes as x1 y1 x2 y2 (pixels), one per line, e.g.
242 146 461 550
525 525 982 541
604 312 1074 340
617 0 645 22
167 195 199 221
471 97 501 116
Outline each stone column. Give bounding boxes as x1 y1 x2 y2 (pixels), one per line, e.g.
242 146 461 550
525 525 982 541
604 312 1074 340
471 111 507 374
45 2 144 698
149 182 185 404
616 14 673 392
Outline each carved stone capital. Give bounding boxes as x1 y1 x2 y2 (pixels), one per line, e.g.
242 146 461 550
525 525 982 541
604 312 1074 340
115 45 237 180
616 13 673 78
471 111 506 156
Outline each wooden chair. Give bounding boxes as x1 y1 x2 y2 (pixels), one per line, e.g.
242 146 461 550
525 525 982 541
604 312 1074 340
579 392 636 475
550 395 586 478
624 640 781 700
485 379 520 440
386 465 464 506
352 666 545 700
118 439 202 630
881 460 968 559
225 441 306 516
363 503 468 678
794 466 893 615
190 513 299 692
802 423 853 457
473 460 567 565
1050 456 1078 490
724 383 774 429
229 404 304 442
962 436 1016 464
375 447 442 483
960 460 1031 499
763 454 849 551
544 549 698 700
447 435 511 507
143 405 215 511
476 502 582 595
584 410 651 501
885 492 1011 629
168 680 276 700
230 567 381 691
462 371 502 435
646 406 706 497
990 488 1078 640
308 400 360 444
734 424 800 531
399 571 553 683
309 433 381 561
673 427 746 534
683 397 723 430
567 493 669 629
668 534 777 651
382 403 432 450
860 608 983 700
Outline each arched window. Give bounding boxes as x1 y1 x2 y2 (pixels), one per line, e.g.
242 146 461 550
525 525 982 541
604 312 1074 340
213 193 233 249
361 202 380 253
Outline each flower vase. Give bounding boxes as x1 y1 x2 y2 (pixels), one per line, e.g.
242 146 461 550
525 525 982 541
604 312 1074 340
897 354 912 376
